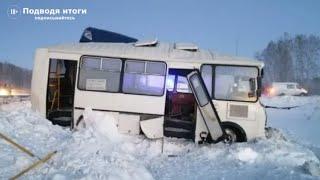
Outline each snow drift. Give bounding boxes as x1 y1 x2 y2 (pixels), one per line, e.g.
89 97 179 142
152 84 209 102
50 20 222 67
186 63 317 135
0 96 320 179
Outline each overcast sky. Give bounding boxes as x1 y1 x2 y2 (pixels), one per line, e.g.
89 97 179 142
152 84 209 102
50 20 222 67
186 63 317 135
1 0 320 69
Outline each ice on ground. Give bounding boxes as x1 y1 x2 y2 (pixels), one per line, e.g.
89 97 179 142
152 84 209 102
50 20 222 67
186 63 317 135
0 96 320 179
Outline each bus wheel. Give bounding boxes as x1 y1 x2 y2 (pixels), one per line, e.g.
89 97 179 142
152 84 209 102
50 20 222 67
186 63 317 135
221 122 247 144
223 128 238 144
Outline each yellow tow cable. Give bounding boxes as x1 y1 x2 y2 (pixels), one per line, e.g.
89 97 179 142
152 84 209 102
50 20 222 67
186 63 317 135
10 151 57 180
0 132 36 158
0 132 57 179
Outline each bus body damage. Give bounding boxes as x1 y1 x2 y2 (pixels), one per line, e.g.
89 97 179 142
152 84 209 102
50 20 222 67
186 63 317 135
31 30 266 144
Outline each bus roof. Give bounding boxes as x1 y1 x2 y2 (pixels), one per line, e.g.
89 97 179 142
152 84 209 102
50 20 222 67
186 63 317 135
45 42 264 68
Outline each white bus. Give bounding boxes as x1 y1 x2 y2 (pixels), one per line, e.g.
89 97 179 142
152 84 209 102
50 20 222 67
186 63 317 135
31 40 266 143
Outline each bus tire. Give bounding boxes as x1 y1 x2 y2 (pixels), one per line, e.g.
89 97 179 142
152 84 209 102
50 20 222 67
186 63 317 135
221 122 247 143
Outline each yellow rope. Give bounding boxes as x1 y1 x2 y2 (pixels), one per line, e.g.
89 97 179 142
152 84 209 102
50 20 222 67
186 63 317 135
0 132 35 157
10 151 57 180
0 132 57 179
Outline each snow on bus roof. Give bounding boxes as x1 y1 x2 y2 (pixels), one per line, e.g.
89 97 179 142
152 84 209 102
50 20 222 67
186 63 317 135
45 42 264 67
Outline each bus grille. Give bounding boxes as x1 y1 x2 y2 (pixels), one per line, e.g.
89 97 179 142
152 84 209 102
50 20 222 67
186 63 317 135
229 104 248 118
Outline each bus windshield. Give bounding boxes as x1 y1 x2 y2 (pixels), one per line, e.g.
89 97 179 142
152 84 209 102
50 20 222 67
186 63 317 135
214 66 258 102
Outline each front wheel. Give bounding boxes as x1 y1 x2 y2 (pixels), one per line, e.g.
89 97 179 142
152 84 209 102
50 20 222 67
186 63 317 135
223 128 238 144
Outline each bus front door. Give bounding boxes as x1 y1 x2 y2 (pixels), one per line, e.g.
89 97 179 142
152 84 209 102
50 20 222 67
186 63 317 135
187 70 225 143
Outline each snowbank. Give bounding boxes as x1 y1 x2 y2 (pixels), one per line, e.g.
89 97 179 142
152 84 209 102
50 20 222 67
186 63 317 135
261 96 320 147
0 97 320 179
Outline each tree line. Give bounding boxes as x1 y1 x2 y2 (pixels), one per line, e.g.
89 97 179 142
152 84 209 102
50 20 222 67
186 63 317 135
256 33 320 94
0 61 32 89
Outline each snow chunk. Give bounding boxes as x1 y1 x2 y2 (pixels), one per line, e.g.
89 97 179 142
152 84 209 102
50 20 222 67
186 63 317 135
82 108 121 143
237 148 258 163
303 160 320 176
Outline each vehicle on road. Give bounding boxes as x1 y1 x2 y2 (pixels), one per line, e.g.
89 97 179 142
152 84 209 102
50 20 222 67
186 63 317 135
267 82 308 96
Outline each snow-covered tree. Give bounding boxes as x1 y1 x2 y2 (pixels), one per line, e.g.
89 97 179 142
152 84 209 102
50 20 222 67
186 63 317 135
256 33 320 94
256 33 320 83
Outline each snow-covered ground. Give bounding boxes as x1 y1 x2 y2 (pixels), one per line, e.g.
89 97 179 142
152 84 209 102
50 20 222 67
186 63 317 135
0 96 320 179
261 95 320 173
261 96 320 146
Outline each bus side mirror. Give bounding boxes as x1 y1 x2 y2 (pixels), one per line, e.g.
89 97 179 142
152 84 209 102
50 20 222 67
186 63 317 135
248 78 256 97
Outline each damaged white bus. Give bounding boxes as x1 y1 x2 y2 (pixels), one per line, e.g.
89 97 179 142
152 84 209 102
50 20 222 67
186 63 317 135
31 39 266 144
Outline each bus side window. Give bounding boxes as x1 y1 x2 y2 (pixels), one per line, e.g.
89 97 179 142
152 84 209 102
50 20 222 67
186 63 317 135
78 57 122 92
122 60 166 96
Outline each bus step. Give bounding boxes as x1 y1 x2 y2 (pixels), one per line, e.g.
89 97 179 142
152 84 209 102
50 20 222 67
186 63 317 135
47 110 72 127
164 119 194 131
164 127 193 139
